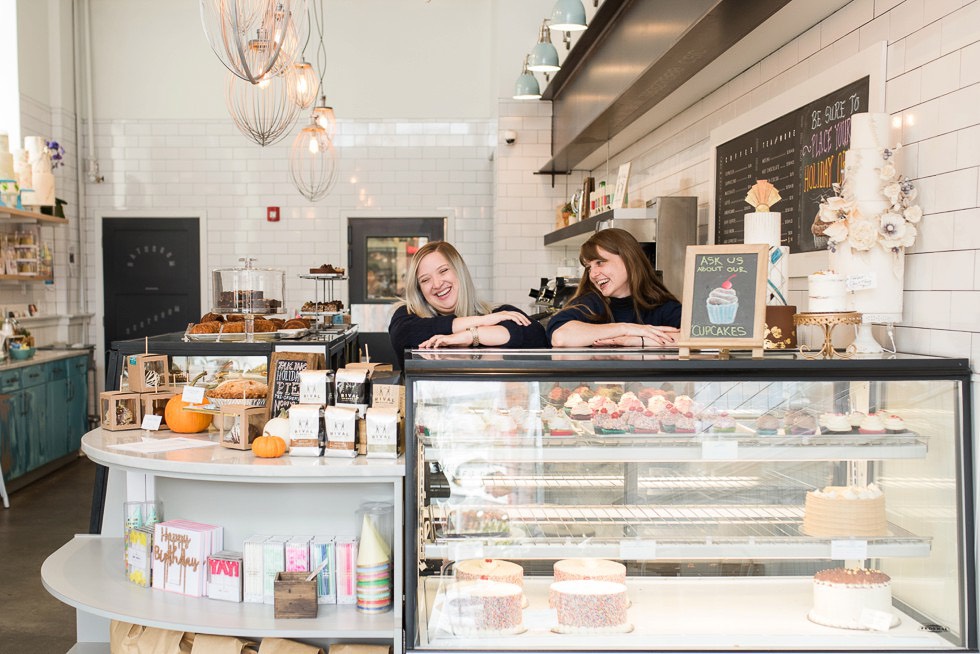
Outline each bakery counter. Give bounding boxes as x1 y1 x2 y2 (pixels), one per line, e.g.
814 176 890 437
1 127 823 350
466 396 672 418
83 427 404 483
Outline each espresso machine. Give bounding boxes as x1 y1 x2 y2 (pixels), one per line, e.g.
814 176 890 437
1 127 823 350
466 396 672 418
528 276 579 321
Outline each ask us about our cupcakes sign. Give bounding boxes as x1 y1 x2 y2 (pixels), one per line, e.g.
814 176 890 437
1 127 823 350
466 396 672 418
678 244 768 356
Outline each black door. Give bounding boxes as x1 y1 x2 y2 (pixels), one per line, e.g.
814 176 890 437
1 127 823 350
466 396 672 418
348 217 445 368
102 218 201 350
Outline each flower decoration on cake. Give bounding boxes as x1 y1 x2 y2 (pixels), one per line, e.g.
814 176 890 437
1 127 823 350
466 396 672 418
812 113 922 262
45 140 66 170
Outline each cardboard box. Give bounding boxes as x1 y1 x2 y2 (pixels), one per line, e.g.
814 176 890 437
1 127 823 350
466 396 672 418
346 362 393 376
140 390 177 431
126 354 171 393
370 371 404 413
273 572 318 619
100 391 142 430
218 405 267 450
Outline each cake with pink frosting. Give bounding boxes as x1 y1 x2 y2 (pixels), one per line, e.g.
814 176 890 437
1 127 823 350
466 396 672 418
444 579 525 635
550 580 631 633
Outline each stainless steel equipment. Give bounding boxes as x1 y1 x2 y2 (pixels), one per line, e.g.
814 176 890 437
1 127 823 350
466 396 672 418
543 196 698 298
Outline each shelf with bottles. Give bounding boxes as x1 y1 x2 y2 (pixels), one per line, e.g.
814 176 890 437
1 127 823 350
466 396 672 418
0 226 53 282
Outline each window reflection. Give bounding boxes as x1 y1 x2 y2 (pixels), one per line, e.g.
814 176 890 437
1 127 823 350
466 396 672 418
366 236 429 301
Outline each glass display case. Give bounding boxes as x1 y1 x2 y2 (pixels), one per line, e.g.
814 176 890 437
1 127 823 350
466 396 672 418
403 350 974 652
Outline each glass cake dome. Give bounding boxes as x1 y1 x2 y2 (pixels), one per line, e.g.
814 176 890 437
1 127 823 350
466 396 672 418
211 257 285 315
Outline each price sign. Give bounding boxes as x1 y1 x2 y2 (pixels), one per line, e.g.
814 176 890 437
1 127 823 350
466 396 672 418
846 272 877 291
619 539 657 560
830 539 868 560
702 439 739 460
181 386 205 404
860 608 895 631
141 414 163 431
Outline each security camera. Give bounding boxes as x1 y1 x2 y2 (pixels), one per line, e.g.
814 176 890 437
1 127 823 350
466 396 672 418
503 130 517 145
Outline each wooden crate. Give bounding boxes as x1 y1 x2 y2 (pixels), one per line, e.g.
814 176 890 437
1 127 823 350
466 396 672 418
100 391 142 430
126 354 171 393
273 572 317 618
218 405 266 450
141 391 177 431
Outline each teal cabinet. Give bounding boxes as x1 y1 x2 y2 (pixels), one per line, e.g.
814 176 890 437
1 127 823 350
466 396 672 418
45 360 69 461
67 356 88 452
0 355 89 486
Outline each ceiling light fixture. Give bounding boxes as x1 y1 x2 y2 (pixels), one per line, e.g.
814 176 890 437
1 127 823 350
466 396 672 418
200 0 309 83
513 55 541 100
549 0 587 32
528 18 560 79
290 0 338 201
226 70 299 146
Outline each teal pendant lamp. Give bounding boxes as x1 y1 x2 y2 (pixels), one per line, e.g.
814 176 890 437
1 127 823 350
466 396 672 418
549 0 587 32
528 19 560 73
513 55 541 100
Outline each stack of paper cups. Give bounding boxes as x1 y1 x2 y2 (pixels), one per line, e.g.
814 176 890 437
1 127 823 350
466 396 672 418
356 514 392 612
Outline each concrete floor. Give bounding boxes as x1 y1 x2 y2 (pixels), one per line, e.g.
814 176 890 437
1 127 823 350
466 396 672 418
0 456 96 654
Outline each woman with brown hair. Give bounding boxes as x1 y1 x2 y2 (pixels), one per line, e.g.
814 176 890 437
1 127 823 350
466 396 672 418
388 241 548 366
547 228 681 348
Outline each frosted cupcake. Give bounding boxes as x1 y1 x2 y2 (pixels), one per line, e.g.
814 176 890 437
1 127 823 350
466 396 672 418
859 413 886 434
593 410 628 434
711 412 737 434
646 395 669 416
675 412 697 434
883 414 906 433
755 413 780 436
630 411 660 434
660 409 679 433
706 274 739 324
547 414 576 436
848 411 866 431
569 402 593 421
822 413 852 434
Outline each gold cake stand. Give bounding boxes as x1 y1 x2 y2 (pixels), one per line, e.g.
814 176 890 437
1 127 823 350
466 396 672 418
793 311 862 360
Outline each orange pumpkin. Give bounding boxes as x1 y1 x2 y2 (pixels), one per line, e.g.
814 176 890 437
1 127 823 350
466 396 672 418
164 396 213 433
252 435 287 458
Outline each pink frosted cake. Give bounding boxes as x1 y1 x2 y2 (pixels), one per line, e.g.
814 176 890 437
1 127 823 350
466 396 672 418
550 580 631 633
445 580 525 635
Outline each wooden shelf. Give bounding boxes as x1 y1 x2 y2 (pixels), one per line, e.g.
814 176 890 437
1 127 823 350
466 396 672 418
0 274 52 283
0 205 68 225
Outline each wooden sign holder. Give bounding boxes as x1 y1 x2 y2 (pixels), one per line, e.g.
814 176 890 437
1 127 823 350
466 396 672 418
676 244 769 359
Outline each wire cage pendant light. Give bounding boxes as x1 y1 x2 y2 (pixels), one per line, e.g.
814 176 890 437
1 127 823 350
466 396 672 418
286 57 319 109
226 70 300 146
290 114 338 201
200 0 309 83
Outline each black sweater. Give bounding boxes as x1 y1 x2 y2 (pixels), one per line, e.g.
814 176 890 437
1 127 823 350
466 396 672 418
388 303 549 367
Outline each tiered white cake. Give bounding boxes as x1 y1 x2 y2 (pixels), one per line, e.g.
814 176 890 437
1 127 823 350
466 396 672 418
829 113 904 322
21 136 54 207
0 132 15 181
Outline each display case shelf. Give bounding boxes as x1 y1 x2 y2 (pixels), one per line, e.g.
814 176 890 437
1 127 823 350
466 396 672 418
417 577 952 650
43 536 397 640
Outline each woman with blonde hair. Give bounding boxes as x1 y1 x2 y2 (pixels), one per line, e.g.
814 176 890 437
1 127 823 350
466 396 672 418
548 228 681 348
388 241 547 365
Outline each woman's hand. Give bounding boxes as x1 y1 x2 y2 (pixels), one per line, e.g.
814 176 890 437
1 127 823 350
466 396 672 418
479 310 530 327
593 324 679 348
419 330 476 349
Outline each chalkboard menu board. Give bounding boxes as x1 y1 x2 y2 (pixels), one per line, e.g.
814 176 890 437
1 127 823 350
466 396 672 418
267 351 322 419
679 244 768 352
714 76 870 253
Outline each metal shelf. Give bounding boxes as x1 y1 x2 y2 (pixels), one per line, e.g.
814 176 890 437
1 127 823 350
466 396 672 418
422 504 931 561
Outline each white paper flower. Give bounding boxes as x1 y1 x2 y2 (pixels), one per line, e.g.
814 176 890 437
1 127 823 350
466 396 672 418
879 162 897 181
904 204 922 223
879 212 907 239
848 219 879 251
818 204 840 223
826 196 850 212
883 182 901 204
824 221 849 244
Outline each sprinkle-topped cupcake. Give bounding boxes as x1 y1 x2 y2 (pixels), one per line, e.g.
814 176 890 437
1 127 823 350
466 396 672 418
859 413 886 434
630 411 660 434
882 414 905 433
711 412 737 434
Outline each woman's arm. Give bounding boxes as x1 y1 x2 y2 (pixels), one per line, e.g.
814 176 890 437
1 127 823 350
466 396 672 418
421 306 547 349
388 305 456 354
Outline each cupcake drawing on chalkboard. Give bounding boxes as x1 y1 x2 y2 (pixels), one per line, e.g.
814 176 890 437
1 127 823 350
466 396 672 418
706 274 739 324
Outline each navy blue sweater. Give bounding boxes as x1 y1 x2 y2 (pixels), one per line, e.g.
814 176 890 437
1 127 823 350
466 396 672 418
546 292 682 341
388 303 549 367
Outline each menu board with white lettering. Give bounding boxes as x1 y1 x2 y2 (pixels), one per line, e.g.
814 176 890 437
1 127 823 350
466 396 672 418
714 77 870 253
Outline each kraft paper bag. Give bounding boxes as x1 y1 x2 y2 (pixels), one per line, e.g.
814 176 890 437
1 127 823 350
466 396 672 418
329 645 391 654
110 620 194 653
257 639 324 654
191 634 258 654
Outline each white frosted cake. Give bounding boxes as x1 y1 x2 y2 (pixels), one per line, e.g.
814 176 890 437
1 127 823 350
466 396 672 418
807 271 848 312
744 211 781 248
554 558 626 584
444 579 524 635
801 484 887 537
809 568 899 630
829 112 904 322
550 580 631 634
0 133 14 181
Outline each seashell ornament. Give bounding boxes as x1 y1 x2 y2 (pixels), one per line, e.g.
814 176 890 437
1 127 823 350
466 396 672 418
745 179 782 212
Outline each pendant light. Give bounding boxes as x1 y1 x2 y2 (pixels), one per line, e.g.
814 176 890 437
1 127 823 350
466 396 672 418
226 70 299 146
285 7 319 109
200 0 309 83
528 19 560 77
549 0 588 31
289 0 339 201
513 55 541 100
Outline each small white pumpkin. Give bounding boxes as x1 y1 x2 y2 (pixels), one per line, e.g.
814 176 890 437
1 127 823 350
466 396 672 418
262 416 291 442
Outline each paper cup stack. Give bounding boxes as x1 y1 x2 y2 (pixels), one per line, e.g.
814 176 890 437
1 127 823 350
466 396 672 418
356 515 392 612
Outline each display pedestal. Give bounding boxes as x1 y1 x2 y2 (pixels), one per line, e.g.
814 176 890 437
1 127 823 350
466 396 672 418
852 322 884 354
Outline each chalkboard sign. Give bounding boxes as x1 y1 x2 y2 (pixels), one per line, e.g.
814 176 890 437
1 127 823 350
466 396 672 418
714 76 870 253
678 244 768 353
267 352 322 419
